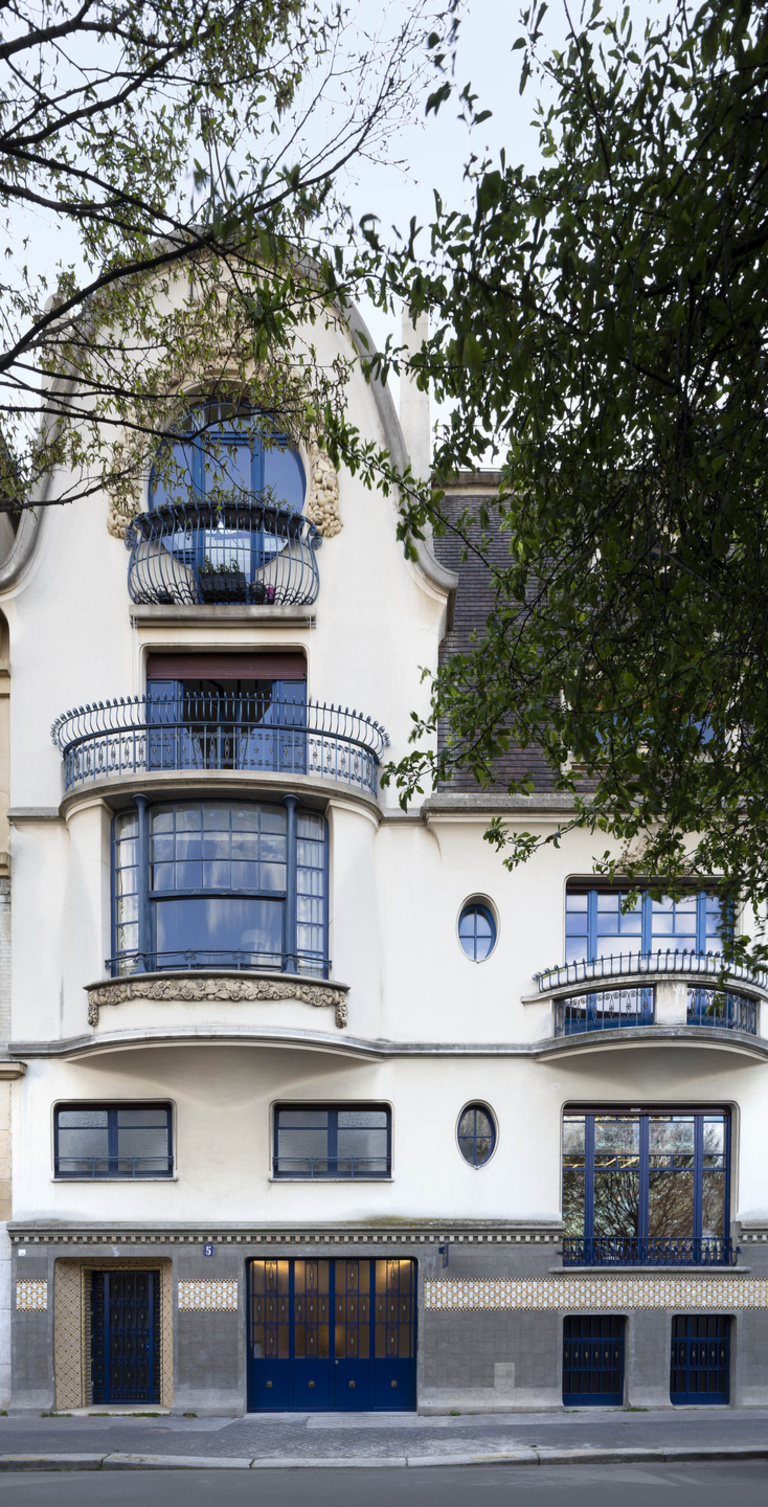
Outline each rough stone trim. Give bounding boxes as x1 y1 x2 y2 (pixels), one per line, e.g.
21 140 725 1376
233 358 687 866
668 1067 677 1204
53 1257 173 1410
86 973 348 1029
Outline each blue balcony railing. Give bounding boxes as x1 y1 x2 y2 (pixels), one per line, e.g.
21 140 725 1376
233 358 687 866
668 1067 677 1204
536 948 768 992
107 946 330 981
51 695 389 796
554 986 655 1035
125 500 321 607
561 1236 738 1267
687 987 758 1034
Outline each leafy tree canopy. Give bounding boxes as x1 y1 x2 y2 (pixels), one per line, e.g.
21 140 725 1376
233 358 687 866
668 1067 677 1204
356 0 768 964
0 0 441 512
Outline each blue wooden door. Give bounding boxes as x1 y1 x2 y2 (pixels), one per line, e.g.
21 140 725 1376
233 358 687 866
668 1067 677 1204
247 1258 416 1411
91 1270 159 1404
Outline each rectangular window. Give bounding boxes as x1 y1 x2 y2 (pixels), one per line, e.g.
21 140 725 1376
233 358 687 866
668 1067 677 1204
54 1105 173 1178
273 1106 391 1179
562 1110 731 1265
565 885 726 965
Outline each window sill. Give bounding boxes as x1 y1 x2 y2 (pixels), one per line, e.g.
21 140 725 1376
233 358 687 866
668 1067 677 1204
268 1176 394 1184
52 1175 178 1183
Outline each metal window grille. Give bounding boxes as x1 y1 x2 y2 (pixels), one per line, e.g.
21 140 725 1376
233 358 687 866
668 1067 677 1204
562 1315 625 1405
670 1315 730 1404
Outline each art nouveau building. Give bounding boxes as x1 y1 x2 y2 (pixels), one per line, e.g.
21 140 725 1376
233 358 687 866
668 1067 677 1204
1 304 767 1415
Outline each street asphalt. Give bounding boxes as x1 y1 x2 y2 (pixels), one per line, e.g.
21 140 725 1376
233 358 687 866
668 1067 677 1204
0 1406 767 1471
1 1462 768 1506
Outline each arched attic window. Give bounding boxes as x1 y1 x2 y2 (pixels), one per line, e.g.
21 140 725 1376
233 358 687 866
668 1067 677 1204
129 401 318 608
149 401 306 514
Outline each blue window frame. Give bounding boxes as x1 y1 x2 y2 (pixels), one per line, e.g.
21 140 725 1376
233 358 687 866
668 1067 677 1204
150 404 305 513
112 798 328 978
149 404 305 583
562 1111 732 1265
458 901 496 961
457 1104 497 1167
54 1104 173 1178
273 1106 391 1179
565 886 725 965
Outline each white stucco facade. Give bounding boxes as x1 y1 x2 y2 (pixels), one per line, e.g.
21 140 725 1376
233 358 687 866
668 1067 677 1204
1 303 767 1414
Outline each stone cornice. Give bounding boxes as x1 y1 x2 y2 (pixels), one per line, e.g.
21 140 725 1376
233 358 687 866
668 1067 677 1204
86 971 349 1028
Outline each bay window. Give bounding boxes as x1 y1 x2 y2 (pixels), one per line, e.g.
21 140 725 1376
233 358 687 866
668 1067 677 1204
113 797 328 977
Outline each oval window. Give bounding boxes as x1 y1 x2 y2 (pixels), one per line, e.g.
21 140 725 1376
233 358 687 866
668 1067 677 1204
458 900 497 961
457 1104 497 1167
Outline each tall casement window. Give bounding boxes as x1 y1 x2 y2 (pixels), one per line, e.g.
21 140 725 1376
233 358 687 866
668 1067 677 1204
150 403 306 515
145 652 307 774
565 885 725 965
113 798 328 977
54 1104 173 1178
273 1106 391 1179
562 1110 732 1266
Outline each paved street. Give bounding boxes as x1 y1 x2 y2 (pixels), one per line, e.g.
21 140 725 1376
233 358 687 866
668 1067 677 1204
1 1462 768 1507
1 1407 768 1465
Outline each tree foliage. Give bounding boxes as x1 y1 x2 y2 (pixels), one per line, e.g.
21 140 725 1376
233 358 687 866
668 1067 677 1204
0 0 439 512
360 0 768 960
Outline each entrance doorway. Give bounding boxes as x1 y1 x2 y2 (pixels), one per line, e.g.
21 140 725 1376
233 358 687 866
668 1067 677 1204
246 1258 417 1411
91 1270 160 1404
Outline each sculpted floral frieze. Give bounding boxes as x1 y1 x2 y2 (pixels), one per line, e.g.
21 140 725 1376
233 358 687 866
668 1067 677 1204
87 974 348 1029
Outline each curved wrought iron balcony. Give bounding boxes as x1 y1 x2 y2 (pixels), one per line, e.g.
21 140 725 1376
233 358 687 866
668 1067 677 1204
536 948 768 992
107 946 330 981
51 694 389 796
124 500 321 607
554 985 655 1036
553 981 759 1037
561 1236 738 1267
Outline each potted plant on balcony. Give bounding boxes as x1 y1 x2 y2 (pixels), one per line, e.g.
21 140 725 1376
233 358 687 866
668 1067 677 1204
197 556 249 604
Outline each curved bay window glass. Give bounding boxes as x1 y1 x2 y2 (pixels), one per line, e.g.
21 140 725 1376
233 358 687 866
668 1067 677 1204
458 901 496 961
457 1104 496 1167
565 886 725 965
562 1111 732 1266
112 799 327 978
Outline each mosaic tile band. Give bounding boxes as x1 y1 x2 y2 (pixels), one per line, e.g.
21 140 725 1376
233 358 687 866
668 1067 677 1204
425 1276 768 1311
16 1279 48 1311
178 1279 238 1312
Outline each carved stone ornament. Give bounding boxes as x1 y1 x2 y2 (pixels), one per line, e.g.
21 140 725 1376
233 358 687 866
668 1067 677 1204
87 975 348 1029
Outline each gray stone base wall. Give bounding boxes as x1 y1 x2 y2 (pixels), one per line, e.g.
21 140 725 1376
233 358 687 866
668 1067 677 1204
8 1229 768 1414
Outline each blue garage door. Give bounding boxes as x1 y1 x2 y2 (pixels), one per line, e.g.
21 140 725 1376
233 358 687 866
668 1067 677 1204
247 1258 417 1411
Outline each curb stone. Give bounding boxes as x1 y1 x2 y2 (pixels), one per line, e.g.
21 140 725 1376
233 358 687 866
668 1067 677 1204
1 1444 768 1472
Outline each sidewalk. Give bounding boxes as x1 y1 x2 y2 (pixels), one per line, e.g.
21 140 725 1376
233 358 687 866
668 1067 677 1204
1 1407 767 1471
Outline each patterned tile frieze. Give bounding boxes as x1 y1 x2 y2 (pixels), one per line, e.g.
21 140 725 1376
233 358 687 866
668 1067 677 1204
10 1227 561 1247
425 1275 768 1311
16 1279 47 1310
178 1279 238 1312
